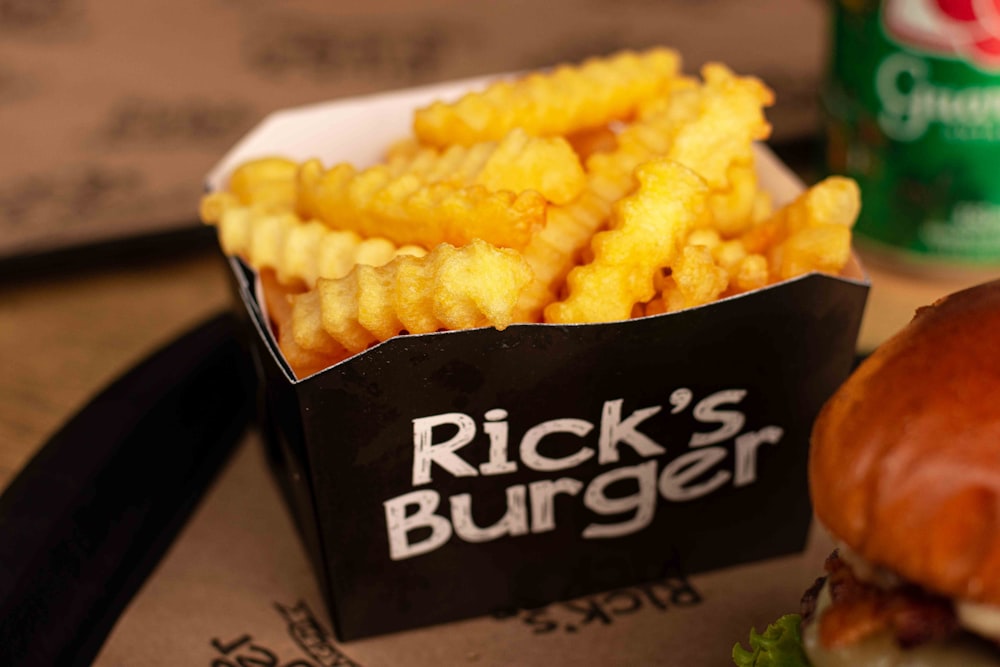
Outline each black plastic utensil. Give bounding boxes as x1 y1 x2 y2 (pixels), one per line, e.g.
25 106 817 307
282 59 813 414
0 312 255 667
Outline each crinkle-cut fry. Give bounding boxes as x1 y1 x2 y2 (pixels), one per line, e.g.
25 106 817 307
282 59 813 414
292 239 533 354
229 156 299 210
615 63 773 190
297 154 548 250
300 63 767 321
382 128 585 205
544 159 709 324
413 48 682 147
476 129 586 205
203 199 425 288
731 253 770 293
661 245 730 312
644 297 667 317
513 65 772 319
687 228 722 250
384 136 422 162
676 230 771 297
707 159 760 238
199 191 238 225
565 124 619 161
673 229 770 296
750 189 773 224
513 145 649 320
772 225 853 282
741 176 860 281
742 176 860 255
259 270 349 379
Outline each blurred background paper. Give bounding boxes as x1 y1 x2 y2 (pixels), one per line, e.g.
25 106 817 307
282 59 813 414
0 0 824 262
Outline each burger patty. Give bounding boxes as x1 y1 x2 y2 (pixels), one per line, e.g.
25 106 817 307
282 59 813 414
801 550 961 650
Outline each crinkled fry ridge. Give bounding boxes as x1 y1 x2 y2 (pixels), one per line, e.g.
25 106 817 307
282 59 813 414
385 127 586 205
200 195 424 288
228 156 300 210
297 155 548 250
545 159 709 323
292 239 533 354
515 64 772 320
413 48 682 146
741 176 860 281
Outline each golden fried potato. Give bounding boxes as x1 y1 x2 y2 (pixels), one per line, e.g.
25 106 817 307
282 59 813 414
515 187 624 319
297 129 586 250
731 253 770 293
384 136 422 162
750 189 773 224
259 270 350 379
544 159 709 323
686 228 722 250
742 176 859 253
659 230 769 300
201 198 425 288
741 176 860 281
615 63 773 190
565 125 619 161
661 245 729 312
475 129 586 205
203 47 863 376
514 63 772 320
298 158 547 250
707 160 760 237
292 239 533 354
380 128 586 205
643 297 667 317
229 157 299 210
772 225 853 282
513 139 652 320
199 191 238 225
413 48 681 147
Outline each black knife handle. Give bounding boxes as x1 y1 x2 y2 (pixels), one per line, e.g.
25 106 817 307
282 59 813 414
0 312 256 667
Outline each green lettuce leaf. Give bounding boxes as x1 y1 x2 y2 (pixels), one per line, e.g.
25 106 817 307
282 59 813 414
732 613 810 666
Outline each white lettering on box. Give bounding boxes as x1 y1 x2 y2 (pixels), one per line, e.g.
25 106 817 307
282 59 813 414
659 447 730 501
734 426 784 486
383 490 452 561
529 478 584 533
412 412 477 486
598 399 665 464
479 408 517 476
384 390 787 559
451 484 529 542
582 461 658 539
689 390 747 447
520 418 594 471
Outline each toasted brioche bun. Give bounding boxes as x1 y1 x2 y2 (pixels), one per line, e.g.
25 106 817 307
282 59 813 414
810 279 1000 605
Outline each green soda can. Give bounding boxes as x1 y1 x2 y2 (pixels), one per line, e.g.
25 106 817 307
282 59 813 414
824 0 1000 272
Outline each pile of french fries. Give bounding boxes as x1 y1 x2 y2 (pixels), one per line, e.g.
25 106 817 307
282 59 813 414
200 48 860 378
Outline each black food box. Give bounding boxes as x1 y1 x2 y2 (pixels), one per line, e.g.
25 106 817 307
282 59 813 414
208 78 870 640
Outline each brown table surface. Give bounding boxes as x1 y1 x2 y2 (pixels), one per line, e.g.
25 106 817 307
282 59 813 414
0 243 992 493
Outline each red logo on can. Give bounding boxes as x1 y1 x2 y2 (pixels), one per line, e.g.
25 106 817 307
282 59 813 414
883 0 1000 70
